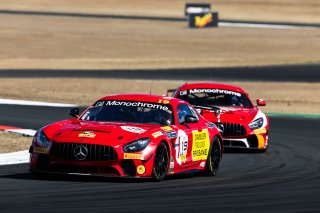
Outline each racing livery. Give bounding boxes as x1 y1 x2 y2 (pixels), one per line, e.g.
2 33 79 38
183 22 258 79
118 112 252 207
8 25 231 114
29 94 223 181
171 83 269 151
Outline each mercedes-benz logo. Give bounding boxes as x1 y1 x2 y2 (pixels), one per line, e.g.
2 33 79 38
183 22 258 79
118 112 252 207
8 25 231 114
74 145 88 160
217 124 224 134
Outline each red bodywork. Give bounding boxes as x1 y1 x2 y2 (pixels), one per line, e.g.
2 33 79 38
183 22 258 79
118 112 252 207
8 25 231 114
172 83 269 150
29 94 222 178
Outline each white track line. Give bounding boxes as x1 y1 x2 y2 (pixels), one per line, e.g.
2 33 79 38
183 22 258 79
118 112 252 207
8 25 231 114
219 22 318 30
0 98 77 107
5 129 36 137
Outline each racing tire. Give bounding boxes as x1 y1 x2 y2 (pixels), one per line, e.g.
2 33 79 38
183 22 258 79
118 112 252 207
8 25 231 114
152 142 169 181
205 136 222 176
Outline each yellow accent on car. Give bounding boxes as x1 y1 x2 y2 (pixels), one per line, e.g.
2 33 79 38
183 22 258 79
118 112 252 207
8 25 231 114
254 128 267 135
124 153 144 160
152 131 163 138
78 131 96 138
257 135 265 149
34 147 49 154
137 165 146 175
161 126 172 131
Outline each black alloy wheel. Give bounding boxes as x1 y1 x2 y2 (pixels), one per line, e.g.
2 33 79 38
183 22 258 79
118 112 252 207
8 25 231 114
205 136 222 176
152 142 169 181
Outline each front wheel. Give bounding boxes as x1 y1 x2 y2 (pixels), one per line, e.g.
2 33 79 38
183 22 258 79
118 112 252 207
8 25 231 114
205 136 222 176
152 142 169 181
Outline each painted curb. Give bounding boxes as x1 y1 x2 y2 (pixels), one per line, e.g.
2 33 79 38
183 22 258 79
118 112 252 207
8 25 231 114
0 150 29 165
0 125 35 165
0 98 78 107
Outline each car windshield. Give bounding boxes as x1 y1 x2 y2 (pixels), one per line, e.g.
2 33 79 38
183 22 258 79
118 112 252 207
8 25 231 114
177 88 252 108
80 100 173 125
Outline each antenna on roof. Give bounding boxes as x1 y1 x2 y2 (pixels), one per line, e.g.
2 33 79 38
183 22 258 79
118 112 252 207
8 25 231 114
149 80 154 95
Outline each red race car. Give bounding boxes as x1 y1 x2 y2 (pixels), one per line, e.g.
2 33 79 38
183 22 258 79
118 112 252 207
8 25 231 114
29 94 223 181
170 83 269 151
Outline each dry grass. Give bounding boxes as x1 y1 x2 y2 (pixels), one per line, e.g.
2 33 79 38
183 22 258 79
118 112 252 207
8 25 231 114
0 131 31 153
0 0 319 23
0 78 319 114
0 14 319 70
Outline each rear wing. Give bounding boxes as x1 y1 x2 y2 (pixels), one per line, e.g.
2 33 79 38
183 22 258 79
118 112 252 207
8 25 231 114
165 88 177 97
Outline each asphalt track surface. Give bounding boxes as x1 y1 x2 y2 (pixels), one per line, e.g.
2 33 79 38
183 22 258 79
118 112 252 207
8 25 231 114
0 105 320 212
1 64 320 82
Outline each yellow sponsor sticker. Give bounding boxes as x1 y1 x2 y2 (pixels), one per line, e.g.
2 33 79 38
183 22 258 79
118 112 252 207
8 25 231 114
124 153 144 160
78 131 96 138
137 165 145 174
152 131 163 138
161 126 172 131
192 129 210 161
195 13 213 28
254 128 267 135
34 147 49 154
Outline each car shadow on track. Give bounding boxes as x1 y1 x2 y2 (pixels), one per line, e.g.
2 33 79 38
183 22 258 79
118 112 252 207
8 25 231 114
0 169 211 183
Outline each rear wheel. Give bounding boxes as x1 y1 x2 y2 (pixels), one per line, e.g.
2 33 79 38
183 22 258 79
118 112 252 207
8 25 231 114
205 136 222 176
152 142 169 181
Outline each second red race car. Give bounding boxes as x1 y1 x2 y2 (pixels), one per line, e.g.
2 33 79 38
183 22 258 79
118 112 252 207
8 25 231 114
170 82 269 152
29 94 223 181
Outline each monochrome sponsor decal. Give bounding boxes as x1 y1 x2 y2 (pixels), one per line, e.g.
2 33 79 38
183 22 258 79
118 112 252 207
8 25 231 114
187 88 241 97
105 100 169 111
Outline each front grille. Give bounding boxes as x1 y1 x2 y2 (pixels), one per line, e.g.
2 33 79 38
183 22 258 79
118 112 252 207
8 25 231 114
50 143 118 161
215 122 246 137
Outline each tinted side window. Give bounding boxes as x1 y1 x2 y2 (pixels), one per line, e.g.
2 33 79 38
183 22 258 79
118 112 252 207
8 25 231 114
177 104 193 124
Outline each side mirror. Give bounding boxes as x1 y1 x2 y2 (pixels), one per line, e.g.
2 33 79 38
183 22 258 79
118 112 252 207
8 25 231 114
184 115 199 123
257 99 266 106
68 108 80 118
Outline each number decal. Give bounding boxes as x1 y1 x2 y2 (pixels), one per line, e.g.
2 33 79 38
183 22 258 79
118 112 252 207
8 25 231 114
158 99 170 104
175 129 188 165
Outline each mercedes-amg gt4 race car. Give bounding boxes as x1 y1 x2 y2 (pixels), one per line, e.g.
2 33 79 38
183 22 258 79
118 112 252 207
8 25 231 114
170 83 269 151
29 94 223 181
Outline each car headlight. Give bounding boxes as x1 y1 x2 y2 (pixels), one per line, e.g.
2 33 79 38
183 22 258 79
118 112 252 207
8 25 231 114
36 129 51 148
123 138 150 153
249 117 264 130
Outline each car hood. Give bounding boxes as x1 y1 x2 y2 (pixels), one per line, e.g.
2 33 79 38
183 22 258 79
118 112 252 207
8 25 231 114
46 120 159 146
201 107 258 124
